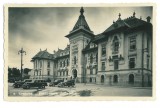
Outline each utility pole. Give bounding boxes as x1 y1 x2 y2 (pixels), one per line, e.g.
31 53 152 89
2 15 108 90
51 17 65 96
18 48 26 81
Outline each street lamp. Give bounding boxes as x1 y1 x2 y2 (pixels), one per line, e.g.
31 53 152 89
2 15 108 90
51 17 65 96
18 48 26 81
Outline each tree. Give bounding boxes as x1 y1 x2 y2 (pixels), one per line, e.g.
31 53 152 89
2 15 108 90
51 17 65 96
23 68 31 74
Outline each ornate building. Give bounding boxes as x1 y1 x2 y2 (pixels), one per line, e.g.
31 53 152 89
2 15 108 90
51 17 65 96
31 7 152 87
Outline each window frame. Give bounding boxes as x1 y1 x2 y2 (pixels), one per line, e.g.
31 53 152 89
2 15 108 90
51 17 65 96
129 58 136 69
114 60 119 70
101 62 106 71
47 61 50 68
113 36 119 52
129 36 136 51
101 44 106 56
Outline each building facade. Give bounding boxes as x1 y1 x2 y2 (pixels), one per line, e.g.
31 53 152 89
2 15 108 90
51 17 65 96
31 8 152 87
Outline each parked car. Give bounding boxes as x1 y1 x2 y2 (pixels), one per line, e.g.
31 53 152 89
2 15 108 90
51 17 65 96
49 79 63 87
13 79 32 88
22 79 47 89
58 80 75 87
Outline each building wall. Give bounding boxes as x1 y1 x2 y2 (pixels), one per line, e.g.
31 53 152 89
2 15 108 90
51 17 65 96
84 49 98 83
56 57 70 81
69 32 92 83
96 30 152 86
32 59 54 81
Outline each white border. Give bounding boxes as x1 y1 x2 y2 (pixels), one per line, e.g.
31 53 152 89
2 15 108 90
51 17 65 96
1 0 160 108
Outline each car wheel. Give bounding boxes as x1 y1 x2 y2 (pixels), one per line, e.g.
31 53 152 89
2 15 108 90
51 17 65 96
62 84 64 87
27 85 30 89
42 85 45 89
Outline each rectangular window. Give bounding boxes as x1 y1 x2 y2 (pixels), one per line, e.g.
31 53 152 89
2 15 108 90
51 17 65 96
39 71 41 76
90 68 93 75
147 58 149 69
101 45 106 56
47 61 50 68
66 71 68 76
129 58 135 69
114 60 119 70
130 36 136 50
40 61 42 68
63 61 66 67
101 62 105 71
67 59 69 66
90 54 93 63
47 70 50 76
60 62 62 67
74 56 76 64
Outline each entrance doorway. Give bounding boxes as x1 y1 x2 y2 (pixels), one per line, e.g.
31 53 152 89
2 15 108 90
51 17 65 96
129 74 134 84
101 75 104 83
72 69 77 79
113 75 118 83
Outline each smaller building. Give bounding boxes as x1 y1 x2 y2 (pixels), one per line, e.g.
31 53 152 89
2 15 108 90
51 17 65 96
31 49 54 81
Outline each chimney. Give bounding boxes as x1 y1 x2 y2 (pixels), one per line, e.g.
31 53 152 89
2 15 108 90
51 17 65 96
146 16 151 23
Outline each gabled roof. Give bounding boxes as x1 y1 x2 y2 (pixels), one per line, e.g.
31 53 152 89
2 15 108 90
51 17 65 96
32 49 54 60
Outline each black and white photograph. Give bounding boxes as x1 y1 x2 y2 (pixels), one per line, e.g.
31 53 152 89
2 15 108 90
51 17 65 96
5 4 154 100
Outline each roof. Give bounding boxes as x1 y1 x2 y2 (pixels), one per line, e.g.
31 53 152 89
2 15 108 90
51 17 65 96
65 7 93 38
93 15 152 43
103 16 149 34
54 45 70 59
32 49 54 60
72 7 91 32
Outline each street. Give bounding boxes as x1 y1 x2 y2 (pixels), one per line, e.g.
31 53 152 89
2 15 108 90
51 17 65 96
8 83 152 97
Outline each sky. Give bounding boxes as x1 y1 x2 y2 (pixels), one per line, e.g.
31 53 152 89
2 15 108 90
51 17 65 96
8 6 152 69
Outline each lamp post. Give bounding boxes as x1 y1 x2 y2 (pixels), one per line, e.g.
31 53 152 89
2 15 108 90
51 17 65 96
18 48 26 81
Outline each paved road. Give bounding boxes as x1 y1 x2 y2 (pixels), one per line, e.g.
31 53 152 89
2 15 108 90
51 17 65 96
8 83 152 97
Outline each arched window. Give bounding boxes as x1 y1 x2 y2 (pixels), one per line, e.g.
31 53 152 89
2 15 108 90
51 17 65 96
74 56 76 64
129 74 134 84
113 36 119 52
113 75 118 83
90 54 93 63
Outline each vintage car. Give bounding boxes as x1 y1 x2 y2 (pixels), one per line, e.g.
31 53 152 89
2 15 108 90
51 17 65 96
58 80 75 87
22 79 47 89
13 79 32 88
49 79 64 87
